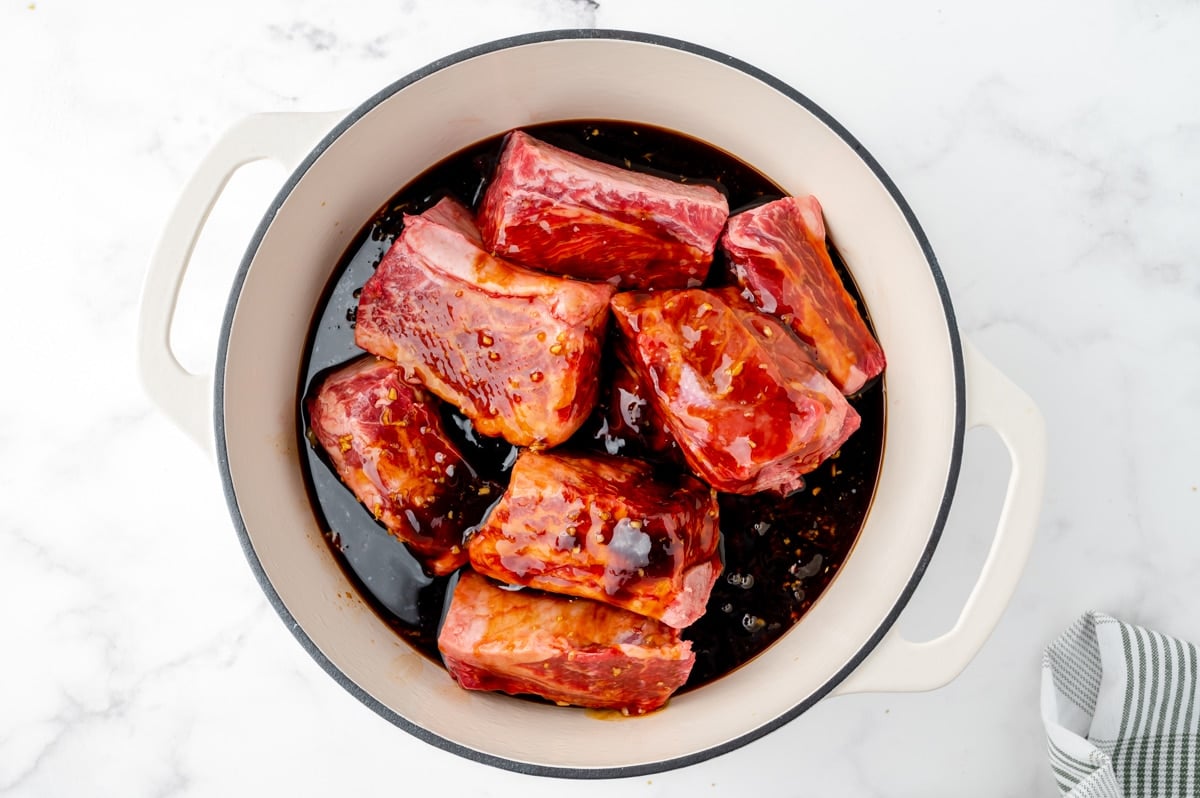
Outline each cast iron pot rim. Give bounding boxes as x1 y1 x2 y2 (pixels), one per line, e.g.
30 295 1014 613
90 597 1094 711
212 28 966 780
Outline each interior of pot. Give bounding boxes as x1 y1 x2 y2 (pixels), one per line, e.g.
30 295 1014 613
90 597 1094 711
217 33 961 775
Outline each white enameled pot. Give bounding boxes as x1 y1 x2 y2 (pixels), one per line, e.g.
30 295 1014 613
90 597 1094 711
138 31 1046 778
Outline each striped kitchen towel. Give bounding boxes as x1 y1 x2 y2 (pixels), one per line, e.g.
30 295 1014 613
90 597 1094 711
1042 612 1200 797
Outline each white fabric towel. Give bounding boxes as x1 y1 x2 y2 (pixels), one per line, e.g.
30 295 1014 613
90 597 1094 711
1042 612 1200 796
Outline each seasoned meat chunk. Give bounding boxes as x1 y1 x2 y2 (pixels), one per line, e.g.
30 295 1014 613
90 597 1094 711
305 357 498 575
610 288 860 496
355 197 615 448
477 130 729 289
438 571 695 714
722 195 885 394
467 450 721 629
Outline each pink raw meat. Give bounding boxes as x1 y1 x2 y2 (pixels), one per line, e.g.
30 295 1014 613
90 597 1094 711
610 287 860 496
305 357 498 575
438 571 695 714
722 195 885 394
355 197 615 448
467 449 721 629
477 130 729 289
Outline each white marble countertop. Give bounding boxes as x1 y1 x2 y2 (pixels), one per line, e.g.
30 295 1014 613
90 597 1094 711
3 1 1198 794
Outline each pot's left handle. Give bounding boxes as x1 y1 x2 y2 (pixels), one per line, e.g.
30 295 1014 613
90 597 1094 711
138 111 343 453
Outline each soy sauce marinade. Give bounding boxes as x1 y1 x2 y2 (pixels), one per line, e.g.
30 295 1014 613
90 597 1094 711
299 121 885 692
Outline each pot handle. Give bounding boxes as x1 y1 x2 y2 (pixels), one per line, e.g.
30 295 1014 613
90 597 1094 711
137 111 343 453
833 339 1046 695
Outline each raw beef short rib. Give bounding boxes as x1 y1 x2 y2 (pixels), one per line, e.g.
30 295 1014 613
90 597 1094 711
722 195 885 394
610 287 860 496
355 197 615 448
477 130 730 289
438 571 695 714
467 450 721 629
305 357 498 575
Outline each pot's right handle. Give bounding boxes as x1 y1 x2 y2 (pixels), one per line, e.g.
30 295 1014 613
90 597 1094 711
137 111 343 453
833 339 1046 695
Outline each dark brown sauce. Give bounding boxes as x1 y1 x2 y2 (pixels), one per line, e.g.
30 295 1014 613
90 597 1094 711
298 121 884 693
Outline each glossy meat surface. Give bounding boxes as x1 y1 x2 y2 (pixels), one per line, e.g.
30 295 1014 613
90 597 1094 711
438 571 694 714
610 288 860 496
722 195 885 394
355 197 615 448
467 450 720 629
305 357 498 575
477 130 729 289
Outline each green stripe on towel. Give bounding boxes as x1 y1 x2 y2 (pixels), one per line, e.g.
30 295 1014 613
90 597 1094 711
1042 612 1200 797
